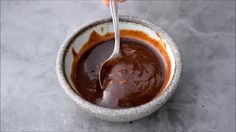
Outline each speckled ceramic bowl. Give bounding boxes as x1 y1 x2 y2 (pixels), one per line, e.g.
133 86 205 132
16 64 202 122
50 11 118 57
56 16 182 122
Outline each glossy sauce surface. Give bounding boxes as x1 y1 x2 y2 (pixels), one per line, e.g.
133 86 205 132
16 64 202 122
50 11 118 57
71 30 171 108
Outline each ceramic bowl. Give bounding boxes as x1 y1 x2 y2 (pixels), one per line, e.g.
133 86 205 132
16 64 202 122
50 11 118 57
56 16 182 122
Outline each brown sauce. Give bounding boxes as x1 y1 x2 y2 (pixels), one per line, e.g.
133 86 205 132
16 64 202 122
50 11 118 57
71 29 171 108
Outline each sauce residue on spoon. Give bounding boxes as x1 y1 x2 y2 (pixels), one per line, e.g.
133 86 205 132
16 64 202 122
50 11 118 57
70 29 171 108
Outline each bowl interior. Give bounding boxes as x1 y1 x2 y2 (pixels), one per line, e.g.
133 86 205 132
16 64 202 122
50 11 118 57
63 19 176 104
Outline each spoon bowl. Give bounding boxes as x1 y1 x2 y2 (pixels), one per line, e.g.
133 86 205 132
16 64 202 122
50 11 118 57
99 57 119 90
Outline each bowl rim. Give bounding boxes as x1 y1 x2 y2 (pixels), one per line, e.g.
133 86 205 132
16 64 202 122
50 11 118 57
56 15 182 120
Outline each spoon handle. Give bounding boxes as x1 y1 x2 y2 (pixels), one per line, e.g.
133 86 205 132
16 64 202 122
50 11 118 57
110 0 120 57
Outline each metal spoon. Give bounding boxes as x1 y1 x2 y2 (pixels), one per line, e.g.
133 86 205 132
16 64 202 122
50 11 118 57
99 0 120 90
